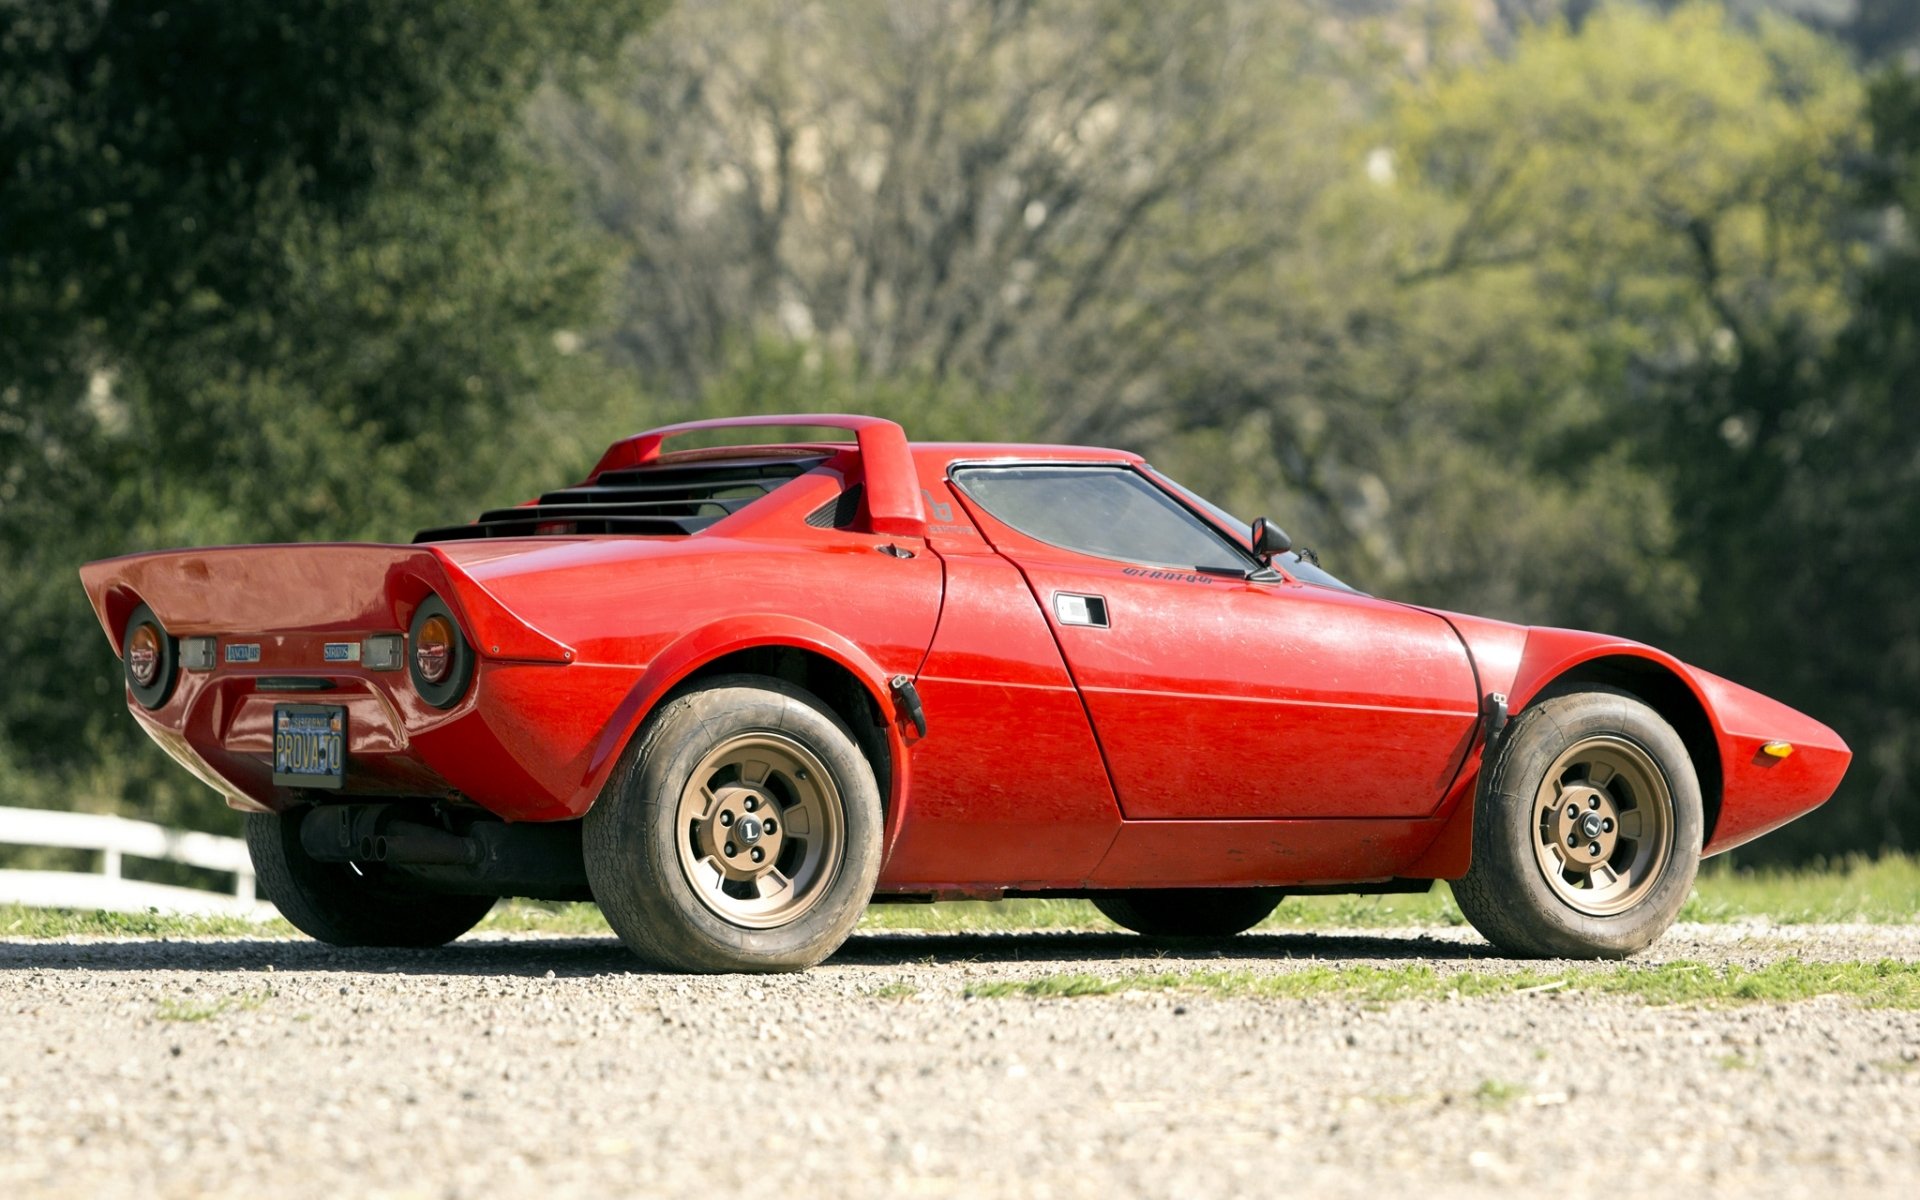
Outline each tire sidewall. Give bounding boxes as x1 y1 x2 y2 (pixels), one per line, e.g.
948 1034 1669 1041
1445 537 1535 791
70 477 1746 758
1479 691 1703 957
586 677 883 972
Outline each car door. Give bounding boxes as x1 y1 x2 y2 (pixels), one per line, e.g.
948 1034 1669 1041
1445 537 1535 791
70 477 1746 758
949 463 1482 820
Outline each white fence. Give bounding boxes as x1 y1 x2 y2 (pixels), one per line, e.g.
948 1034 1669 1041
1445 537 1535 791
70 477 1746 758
0 806 274 919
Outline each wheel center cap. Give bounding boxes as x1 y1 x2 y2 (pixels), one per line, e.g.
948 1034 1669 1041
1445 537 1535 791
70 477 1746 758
1581 813 1604 839
735 815 763 845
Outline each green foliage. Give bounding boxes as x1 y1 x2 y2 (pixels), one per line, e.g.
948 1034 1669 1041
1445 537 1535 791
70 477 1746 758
0 1 657 827
3 0 1916 863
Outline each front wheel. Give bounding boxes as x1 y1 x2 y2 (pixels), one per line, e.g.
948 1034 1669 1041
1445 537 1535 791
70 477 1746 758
1451 688 1702 959
1092 888 1284 938
245 810 495 947
584 675 883 973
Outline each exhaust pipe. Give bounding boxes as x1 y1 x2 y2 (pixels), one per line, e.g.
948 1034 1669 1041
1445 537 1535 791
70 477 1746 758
370 821 481 866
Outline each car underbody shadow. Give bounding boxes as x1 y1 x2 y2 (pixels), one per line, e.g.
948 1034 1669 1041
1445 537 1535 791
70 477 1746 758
0 927 1496 977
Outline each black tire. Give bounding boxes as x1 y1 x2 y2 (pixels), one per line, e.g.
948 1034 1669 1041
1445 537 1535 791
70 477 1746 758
1451 688 1702 959
244 810 495 947
1092 888 1284 938
583 674 883 973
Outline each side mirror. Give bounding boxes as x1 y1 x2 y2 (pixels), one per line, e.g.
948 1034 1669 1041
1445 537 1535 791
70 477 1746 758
1250 517 1291 560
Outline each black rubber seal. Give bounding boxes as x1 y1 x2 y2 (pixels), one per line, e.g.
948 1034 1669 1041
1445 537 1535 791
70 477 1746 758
124 602 178 710
408 594 474 710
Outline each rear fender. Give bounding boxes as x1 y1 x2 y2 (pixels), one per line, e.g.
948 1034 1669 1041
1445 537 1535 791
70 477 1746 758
575 616 912 844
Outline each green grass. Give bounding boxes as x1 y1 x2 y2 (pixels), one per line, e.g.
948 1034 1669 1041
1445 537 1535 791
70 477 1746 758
1678 854 1920 924
0 906 296 939
2 854 1913 940
960 959 1920 1007
864 854 1918 933
156 987 275 1022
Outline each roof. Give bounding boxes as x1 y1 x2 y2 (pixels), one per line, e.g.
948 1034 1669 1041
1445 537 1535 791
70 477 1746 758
591 414 1143 541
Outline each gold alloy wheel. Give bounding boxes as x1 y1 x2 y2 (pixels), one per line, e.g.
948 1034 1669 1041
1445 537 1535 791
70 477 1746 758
674 731 846 929
1530 734 1675 917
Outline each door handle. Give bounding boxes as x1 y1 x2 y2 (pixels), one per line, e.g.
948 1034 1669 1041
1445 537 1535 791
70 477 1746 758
1053 593 1109 628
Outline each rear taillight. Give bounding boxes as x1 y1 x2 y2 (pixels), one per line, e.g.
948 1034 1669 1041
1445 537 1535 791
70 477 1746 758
414 614 455 684
407 595 473 709
127 624 161 686
122 604 178 710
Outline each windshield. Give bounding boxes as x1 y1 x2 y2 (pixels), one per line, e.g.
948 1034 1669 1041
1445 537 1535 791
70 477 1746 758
1147 469 1358 592
950 465 1259 574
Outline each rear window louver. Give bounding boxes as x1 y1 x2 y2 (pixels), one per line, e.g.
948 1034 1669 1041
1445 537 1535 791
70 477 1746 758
412 455 826 543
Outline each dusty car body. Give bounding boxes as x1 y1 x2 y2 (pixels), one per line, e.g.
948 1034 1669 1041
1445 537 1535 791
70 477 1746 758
80 414 1850 970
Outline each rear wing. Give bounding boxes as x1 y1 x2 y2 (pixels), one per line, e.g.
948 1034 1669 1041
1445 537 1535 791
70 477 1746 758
587 413 927 538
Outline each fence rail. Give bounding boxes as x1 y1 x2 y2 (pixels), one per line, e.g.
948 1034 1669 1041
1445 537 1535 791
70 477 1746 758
0 806 273 919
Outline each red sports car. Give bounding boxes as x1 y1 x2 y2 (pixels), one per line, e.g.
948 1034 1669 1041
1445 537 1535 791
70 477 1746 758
80 414 1849 971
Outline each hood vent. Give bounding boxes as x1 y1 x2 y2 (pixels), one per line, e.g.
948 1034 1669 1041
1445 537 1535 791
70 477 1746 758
413 455 826 543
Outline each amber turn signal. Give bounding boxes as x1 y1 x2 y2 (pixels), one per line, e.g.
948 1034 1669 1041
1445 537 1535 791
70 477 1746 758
1761 741 1794 759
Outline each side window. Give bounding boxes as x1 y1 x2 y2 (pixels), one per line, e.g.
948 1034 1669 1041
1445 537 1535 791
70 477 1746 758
952 465 1256 573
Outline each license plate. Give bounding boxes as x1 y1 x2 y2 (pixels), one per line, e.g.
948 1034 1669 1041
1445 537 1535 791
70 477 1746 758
272 704 346 789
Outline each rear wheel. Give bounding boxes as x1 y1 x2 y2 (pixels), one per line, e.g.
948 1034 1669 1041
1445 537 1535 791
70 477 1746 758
244 810 495 947
1451 688 1702 958
583 675 882 973
1092 888 1284 938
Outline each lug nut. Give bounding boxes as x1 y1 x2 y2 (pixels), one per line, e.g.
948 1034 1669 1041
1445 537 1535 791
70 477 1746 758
751 848 765 863
724 842 737 857
1602 818 1614 833
1588 796 1600 809
1568 833 1578 847
720 812 734 827
763 819 776 834
1588 842 1601 857
744 797 758 812
1566 804 1580 820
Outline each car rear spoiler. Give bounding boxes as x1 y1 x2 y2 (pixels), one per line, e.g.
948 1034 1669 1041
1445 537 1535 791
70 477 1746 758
587 413 928 538
78 543 574 664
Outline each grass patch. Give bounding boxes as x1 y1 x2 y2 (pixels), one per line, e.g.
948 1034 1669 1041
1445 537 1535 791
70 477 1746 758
3 854 1913 940
1473 1078 1525 1107
0 905 294 939
474 901 611 935
1679 854 1920 924
864 854 1919 934
156 987 275 1022
960 959 1920 1008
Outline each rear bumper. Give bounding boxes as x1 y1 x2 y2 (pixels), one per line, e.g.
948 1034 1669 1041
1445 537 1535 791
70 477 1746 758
128 659 639 821
84 543 629 821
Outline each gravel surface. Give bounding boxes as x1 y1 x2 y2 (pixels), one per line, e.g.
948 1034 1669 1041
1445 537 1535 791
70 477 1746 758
2 923 1916 1199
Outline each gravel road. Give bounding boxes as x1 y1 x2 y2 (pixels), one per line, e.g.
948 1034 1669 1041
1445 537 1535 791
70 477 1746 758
2 923 1916 1199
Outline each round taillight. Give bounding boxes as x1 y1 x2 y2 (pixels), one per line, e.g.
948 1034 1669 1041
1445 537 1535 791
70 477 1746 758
122 603 178 710
127 623 162 686
414 614 454 684
407 595 472 709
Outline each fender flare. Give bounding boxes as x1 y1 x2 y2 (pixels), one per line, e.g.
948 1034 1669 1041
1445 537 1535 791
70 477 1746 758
573 615 915 850
1408 635 1728 880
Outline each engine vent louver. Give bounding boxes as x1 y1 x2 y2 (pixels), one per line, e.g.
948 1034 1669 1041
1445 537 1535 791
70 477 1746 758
413 455 827 543
804 484 865 530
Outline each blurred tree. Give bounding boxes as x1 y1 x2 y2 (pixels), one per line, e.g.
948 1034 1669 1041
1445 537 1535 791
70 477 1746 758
0 0 658 827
